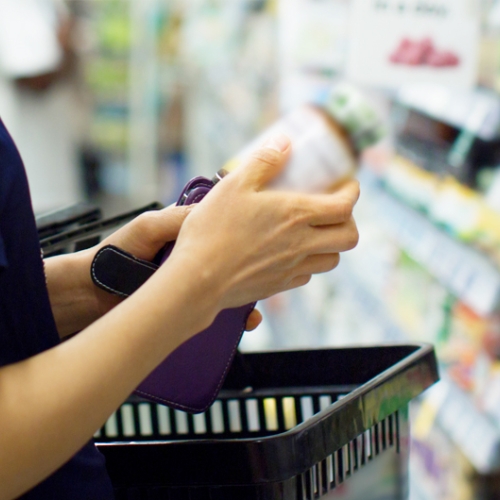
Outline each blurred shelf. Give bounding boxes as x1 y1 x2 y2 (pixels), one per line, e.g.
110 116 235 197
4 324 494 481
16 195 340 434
396 84 500 141
366 179 500 317
335 262 408 344
409 475 435 500
336 260 500 474
425 378 500 474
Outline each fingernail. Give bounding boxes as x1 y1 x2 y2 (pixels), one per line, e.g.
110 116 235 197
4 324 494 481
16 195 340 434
262 133 290 153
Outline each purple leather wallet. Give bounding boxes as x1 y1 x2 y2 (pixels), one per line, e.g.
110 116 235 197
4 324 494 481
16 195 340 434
132 176 256 413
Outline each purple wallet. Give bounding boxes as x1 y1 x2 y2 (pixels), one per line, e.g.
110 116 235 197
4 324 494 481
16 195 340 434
132 176 256 413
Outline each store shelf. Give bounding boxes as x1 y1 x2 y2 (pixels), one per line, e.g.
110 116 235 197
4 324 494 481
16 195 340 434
396 84 500 141
335 262 408 344
424 378 500 474
367 181 500 317
409 477 435 500
336 260 500 475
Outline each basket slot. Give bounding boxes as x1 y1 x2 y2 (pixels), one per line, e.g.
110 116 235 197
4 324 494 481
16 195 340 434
245 398 261 432
378 419 384 451
120 404 136 437
388 412 394 447
345 443 352 478
300 396 314 422
332 450 340 488
157 404 172 435
174 410 190 435
303 469 312 500
227 399 243 433
325 454 335 489
373 422 380 456
137 403 154 436
299 471 307 500
357 434 367 467
353 435 361 471
193 411 208 435
364 428 372 460
319 458 329 496
105 412 120 438
380 418 387 451
395 410 401 453
282 397 297 430
210 401 225 434
313 463 320 498
263 398 279 431
170 406 181 435
319 395 332 411
336 448 344 484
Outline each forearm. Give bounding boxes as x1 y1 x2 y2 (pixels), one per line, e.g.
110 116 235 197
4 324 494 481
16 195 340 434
0 255 219 500
44 205 194 338
44 250 121 338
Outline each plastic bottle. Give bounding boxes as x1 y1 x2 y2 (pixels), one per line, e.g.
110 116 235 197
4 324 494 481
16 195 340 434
221 83 385 193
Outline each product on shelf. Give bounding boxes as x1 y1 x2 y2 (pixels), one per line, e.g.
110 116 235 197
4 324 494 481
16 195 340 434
383 156 500 265
411 409 481 500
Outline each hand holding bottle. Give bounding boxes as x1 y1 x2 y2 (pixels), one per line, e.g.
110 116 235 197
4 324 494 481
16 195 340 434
167 133 360 316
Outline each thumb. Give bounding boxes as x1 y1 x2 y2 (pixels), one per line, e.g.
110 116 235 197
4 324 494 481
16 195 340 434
105 205 193 261
235 132 291 190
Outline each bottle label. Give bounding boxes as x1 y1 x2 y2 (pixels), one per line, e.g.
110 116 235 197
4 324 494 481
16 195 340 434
227 106 357 193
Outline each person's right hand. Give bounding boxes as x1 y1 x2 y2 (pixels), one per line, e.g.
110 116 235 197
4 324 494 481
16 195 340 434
168 133 360 316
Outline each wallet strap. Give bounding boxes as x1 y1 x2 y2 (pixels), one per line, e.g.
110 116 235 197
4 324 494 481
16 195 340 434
91 245 158 297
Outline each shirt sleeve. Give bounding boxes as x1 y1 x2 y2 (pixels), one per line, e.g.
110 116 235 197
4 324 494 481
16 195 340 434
0 0 62 78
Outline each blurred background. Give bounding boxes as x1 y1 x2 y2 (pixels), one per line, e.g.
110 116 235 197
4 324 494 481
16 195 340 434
3 0 500 498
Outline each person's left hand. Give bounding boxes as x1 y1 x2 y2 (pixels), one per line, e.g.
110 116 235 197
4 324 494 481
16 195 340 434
100 205 193 261
92 205 263 331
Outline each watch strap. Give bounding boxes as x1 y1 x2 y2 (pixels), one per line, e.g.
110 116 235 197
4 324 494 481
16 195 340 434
91 245 159 298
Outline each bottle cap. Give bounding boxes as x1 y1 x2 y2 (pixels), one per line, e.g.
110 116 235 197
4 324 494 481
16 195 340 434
325 83 386 153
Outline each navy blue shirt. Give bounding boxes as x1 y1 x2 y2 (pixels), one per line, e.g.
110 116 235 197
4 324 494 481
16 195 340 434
0 120 114 499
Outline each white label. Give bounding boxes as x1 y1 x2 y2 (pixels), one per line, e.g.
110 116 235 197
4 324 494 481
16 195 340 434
236 107 356 193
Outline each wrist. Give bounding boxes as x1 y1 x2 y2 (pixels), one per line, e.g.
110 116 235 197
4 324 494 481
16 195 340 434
78 247 123 320
153 252 226 336
45 248 122 338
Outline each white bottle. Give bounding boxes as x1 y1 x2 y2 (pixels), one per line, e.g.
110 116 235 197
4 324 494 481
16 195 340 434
222 84 385 193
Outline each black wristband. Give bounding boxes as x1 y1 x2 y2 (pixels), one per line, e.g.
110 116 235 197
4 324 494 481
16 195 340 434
91 245 159 297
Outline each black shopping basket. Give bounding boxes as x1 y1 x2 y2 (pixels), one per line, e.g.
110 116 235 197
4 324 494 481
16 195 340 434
35 204 439 499
95 345 439 500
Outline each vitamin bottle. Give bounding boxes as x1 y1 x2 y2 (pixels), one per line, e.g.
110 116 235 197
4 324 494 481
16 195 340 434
222 84 385 193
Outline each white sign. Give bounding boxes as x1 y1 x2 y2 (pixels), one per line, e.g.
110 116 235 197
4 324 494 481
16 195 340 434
347 0 480 89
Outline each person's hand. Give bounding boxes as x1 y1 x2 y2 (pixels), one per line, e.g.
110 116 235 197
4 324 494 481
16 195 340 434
100 205 192 262
167 133 360 318
88 205 263 331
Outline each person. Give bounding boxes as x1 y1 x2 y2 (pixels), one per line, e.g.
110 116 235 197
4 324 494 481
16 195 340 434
0 0 85 213
0 118 360 499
